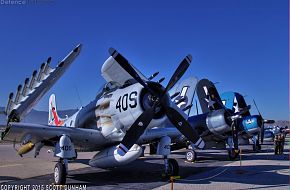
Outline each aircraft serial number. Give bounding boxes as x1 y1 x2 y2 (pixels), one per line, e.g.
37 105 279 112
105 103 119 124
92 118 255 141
116 91 137 112
60 145 71 151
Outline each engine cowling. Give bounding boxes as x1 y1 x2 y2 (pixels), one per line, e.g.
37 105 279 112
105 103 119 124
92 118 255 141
89 144 142 168
206 109 231 135
241 115 261 135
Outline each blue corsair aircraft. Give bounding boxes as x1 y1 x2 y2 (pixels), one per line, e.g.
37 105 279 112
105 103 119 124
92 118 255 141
177 79 252 162
220 92 275 151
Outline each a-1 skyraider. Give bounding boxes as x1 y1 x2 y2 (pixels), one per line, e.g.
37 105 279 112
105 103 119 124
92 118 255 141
1 44 205 185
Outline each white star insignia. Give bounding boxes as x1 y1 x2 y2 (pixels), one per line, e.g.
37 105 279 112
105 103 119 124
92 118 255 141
205 96 215 108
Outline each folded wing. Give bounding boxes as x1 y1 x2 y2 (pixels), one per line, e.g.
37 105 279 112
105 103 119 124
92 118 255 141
5 44 82 122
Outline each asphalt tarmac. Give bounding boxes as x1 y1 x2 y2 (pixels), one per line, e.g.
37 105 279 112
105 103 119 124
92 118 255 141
0 139 289 190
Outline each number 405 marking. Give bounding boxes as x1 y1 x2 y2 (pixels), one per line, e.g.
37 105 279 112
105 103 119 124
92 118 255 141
116 91 138 112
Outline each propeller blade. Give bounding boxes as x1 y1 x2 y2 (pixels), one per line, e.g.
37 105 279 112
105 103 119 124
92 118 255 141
260 121 265 144
165 106 202 147
212 97 232 115
162 55 192 96
263 119 275 124
109 48 155 95
118 107 155 155
253 99 262 116
195 100 199 115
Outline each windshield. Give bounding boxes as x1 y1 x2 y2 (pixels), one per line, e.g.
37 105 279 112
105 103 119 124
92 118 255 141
96 81 120 99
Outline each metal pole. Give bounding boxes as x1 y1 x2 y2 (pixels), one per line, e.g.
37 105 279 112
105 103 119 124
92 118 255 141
239 148 242 166
170 176 174 190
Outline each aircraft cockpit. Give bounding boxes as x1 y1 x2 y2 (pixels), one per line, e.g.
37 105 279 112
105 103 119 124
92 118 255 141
96 81 121 99
120 79 138 89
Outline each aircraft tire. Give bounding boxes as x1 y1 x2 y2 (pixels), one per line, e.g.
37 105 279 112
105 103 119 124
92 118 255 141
54 162 66 185
185 150 197 162
168 159 179 176
228 149 239 160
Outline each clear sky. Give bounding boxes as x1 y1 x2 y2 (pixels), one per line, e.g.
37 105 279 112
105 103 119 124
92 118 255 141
0 0 288 120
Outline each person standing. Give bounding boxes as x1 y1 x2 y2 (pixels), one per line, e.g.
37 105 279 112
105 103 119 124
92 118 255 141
280 133 285 154
274 134 280 155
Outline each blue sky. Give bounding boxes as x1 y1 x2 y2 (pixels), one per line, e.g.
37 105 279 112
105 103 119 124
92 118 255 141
0 0 288 120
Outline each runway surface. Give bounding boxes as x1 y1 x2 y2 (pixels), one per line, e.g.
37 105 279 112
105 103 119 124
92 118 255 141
0 139 289 190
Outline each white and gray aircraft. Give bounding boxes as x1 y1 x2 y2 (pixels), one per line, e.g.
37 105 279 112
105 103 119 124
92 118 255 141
1 44 205 184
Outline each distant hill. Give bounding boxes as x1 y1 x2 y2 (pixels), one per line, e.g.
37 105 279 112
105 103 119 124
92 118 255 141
0 107 78 125
272 120 290 128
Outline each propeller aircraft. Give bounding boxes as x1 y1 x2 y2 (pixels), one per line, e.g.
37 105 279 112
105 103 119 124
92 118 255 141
1 45 205 184
221 91 275 151
183 79 251 161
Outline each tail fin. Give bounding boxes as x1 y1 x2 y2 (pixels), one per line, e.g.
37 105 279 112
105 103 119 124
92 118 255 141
196 79 223 113
170 77 198 116
48 94 64 126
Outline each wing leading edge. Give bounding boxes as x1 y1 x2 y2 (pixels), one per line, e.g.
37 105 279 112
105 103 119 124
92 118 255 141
3 122 107 151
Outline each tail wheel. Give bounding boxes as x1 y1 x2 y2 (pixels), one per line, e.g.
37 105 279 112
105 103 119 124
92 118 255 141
54 162 66 185
185 150 197 162
228 148 239 160
167 159 179 176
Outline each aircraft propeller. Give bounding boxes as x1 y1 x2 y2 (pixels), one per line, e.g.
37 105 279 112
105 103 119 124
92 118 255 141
213 97 251 151
253 100 275 144
109 48 202 155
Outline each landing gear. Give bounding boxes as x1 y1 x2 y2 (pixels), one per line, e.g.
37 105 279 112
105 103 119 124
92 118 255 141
185 150 197 162
54 160 67 185
228 148 239 160
163 156 179 177
253 144 261 151
157 136 179 178
53 135 76 185
149 142 157 155
252 135 261 152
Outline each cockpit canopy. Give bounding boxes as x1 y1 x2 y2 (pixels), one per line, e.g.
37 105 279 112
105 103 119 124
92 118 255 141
96 81 120 99
96 79 138 99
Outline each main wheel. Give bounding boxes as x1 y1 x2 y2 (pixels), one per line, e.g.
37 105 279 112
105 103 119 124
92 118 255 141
228 149 239 160
167 159 179 176
185 150 197 162
54 162 66 185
